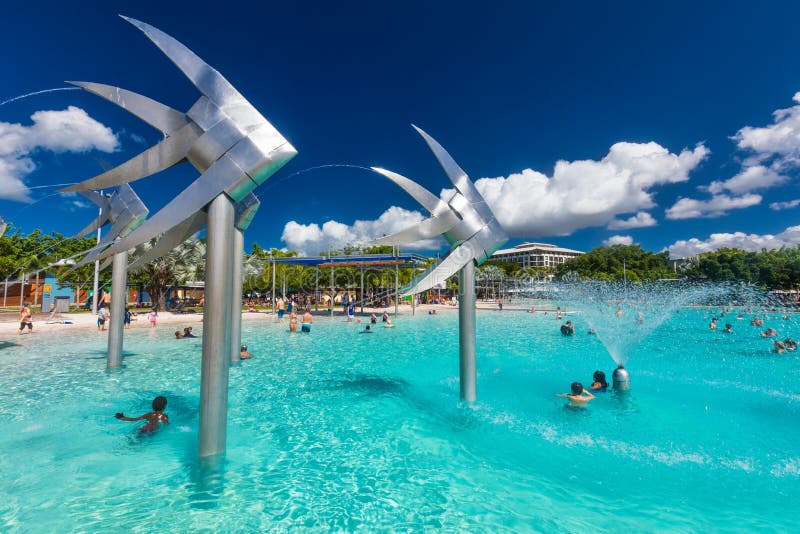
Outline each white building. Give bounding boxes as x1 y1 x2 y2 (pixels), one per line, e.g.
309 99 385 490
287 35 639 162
490 242 584 269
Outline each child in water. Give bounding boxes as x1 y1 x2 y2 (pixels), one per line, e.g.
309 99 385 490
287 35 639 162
115 396 169 434
590 371 608 392
556 382 595 407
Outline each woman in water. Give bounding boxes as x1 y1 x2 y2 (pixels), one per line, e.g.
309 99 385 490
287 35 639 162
556 382 595 407
115 396 169 434
590 371 608 392
289 310 298 333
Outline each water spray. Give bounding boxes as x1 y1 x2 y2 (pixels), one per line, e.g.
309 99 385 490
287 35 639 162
0 87 81 108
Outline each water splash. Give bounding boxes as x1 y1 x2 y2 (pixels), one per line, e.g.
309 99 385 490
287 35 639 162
519 277 750 366
0 87 81 108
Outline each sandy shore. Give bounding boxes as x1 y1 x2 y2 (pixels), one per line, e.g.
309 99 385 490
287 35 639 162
0 300 558 337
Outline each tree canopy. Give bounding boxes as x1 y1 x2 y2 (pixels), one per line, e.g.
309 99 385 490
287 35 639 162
679 246 800 288
555 245 674 281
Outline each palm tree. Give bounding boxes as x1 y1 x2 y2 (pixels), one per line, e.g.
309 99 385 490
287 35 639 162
131 237 205 310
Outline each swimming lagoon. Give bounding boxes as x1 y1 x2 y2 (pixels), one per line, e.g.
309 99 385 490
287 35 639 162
1 308 798 531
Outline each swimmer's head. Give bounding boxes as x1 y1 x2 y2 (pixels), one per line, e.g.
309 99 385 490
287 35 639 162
152 396 167 411
593 370 606 384
571 382 583 395
174 331 182 338
241 344 247 351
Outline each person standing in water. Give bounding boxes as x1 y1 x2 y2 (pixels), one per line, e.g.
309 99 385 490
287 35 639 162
301 308 313 333
556 382 595 407
590 371 608 391
18 302 33 335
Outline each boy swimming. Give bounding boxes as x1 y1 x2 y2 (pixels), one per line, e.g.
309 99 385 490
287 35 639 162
115 396 169 434
556 382 595 407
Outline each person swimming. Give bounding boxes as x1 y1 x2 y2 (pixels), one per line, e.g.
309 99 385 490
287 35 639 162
556 382 595 407
240 344 253 359
590 371 608 392
361 325 373 333
115 396 169 434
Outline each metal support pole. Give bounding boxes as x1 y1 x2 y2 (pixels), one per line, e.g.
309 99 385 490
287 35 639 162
315 267 319 311
107 251 128 369
330 262 334 318
21 273 26 307
199 194 235 458
394 264 399 318
92 202 102 315
33 271 39 307
230 228 244 363
3 277 7 308
412 291 415 316
360 267 364 314
459 261 477 402
271 255 276 318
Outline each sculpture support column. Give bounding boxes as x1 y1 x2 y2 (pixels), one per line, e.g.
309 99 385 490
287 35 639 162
199 193 235 458
230 228 244 363
458 261 477 402
107 250 128 369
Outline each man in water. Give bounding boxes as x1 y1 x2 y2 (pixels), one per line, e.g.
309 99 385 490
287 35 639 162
301 308 313 333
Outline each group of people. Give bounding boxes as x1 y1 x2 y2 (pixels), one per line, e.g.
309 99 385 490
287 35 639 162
288 308 314 333
359 312 393 332
174 326 197 339
557 371 609 406
721 312 798 354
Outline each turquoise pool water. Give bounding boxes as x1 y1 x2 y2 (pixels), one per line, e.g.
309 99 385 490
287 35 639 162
1 308 798 531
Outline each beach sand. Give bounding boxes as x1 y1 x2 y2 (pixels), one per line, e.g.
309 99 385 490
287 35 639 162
0 299 545 337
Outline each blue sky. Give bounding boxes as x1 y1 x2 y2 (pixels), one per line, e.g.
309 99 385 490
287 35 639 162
2 0 800 258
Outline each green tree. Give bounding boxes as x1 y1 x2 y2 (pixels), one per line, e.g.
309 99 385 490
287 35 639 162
130 237 205 310
556 245 673 281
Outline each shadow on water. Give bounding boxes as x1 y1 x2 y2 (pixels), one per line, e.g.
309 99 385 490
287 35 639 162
86 350 138 360
322 373 486 433
0 340 21 350
323 373 411 397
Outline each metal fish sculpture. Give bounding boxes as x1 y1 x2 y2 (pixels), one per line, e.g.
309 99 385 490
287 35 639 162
73 184 148 267
371 126 507 295
62 16 296 259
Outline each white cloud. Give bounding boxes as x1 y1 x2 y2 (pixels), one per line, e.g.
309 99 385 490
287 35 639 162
281 206 443 255
607 211 657 230
706 165 786 195
734 92 800 166
603 235 634 246
770 199 800 211
665 193 761 219
281 141 708 252
667 224 800 258
0 106 118 201
460 141 708 237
